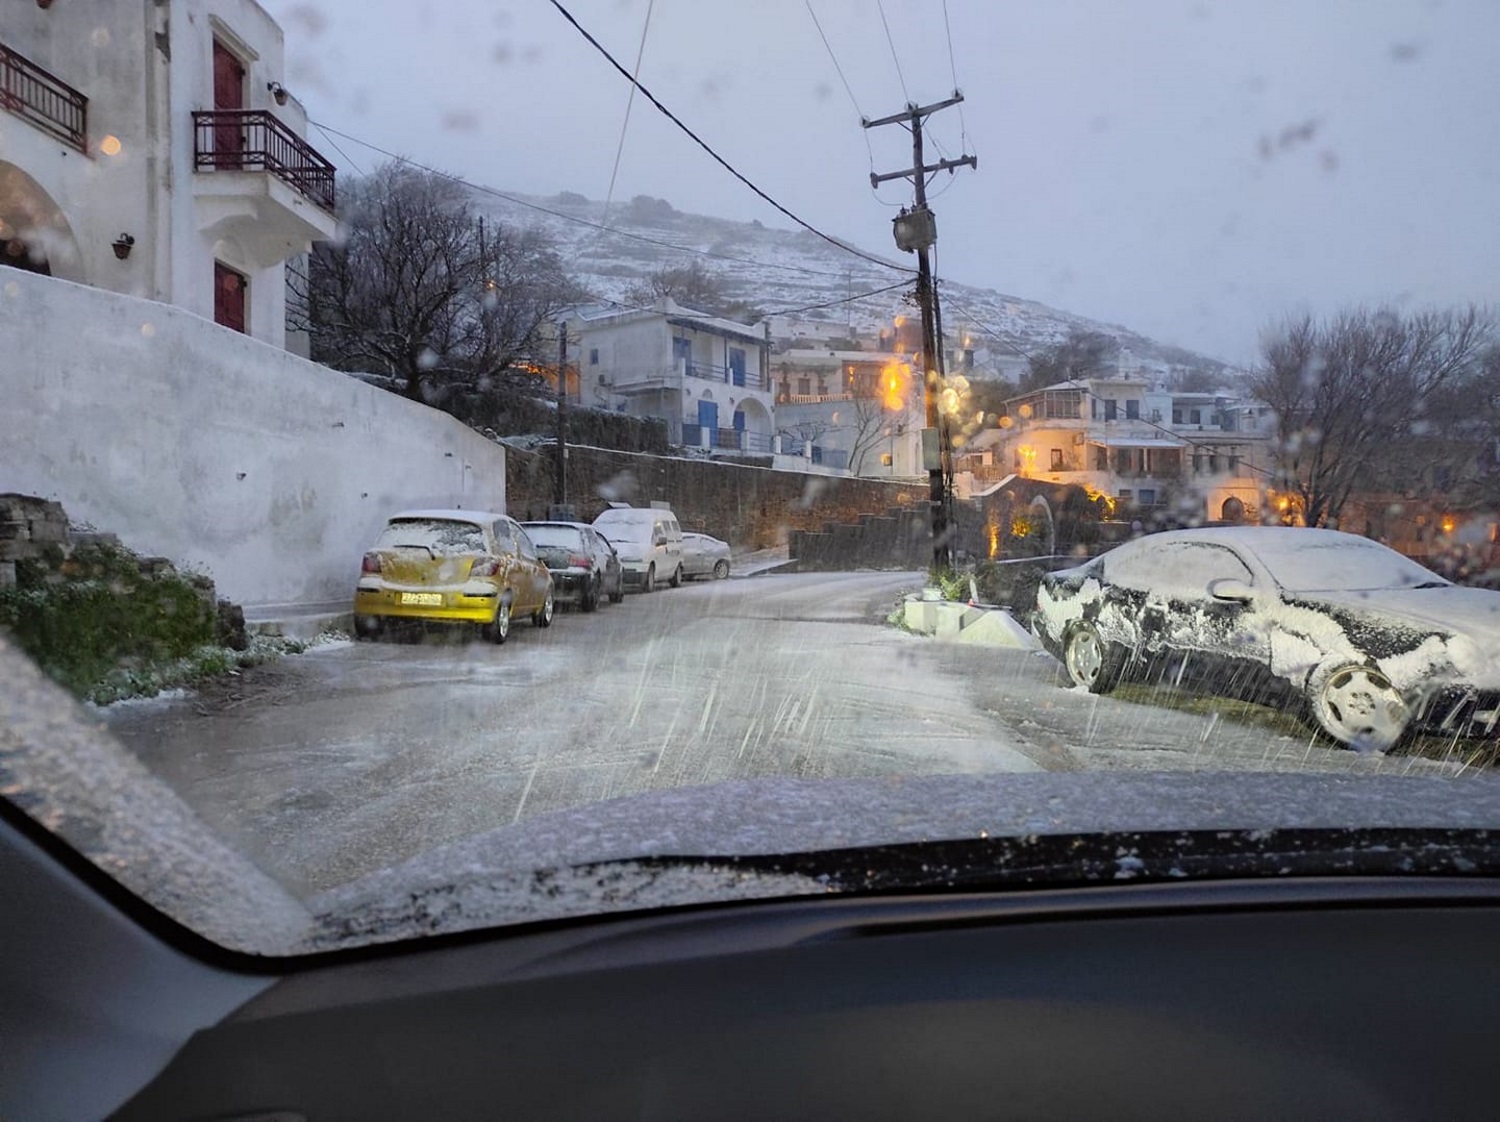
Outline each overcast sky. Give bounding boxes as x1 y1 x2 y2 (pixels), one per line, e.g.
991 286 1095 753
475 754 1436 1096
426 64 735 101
262 0 1499 364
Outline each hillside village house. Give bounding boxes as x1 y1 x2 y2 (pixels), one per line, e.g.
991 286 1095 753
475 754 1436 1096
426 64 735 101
0 0 337 350
569 298 777 455
957 377 1275 523
772 348 923 476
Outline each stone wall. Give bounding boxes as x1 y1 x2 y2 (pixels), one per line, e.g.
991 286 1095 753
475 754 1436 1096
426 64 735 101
504 443 928 549
0 494 69 588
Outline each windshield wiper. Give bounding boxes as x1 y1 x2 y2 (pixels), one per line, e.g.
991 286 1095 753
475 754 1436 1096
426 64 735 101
580 827 1500 895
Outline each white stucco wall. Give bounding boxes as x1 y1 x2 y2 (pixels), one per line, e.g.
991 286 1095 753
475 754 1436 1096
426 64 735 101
0 270 506 606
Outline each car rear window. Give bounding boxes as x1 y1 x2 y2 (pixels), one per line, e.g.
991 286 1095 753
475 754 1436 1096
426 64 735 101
524 525 585 549
374 519 486 555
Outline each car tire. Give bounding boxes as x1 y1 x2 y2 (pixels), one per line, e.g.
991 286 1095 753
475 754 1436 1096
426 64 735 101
643 564 656 594
1063 621 1126 694
353 614 382 641
488 598 511 645
609 576 625 604
533 588 555 628
581 577 600 613
1306 661 1410 751
669 564 683 589
713 559 730 580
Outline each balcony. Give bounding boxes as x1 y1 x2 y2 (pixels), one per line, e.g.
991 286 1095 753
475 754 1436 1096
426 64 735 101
193 110 335 210
0 41 87 154
682 358 768 392
191 110 338 266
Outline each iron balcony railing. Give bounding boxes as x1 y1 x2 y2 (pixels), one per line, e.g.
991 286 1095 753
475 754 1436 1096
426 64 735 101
192 109 336 211
683 359 767 391
0 41 87 153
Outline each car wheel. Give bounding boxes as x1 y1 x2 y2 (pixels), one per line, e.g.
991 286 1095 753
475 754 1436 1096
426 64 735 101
713 559 730 580
533 588 555 628
643 564 656 594
487 598 511 645
1063 621 1126 694
1307 661 1410 751
609 574 625 604
669 564 683 588
581 576 600 612
353 614 382 641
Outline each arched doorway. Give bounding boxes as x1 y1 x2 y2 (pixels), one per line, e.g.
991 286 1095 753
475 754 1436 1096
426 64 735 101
0 161 82 281
1221 496 1246 523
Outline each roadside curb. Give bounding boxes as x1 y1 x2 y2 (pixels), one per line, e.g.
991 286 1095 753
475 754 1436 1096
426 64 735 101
901 597 1039 649
244 602 353 641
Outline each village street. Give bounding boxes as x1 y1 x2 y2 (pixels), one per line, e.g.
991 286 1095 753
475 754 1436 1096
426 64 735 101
101 571 1431 897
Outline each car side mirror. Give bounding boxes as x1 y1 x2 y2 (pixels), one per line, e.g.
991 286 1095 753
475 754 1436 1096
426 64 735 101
1208 577 1255 603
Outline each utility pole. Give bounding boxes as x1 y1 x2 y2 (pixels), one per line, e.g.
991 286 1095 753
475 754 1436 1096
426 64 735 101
864 93 976 576
554 323 569 512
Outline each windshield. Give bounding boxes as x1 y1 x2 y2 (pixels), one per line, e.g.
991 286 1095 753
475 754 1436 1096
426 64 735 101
2 0 1499 957
1251 536 1450 594
374 518 487 555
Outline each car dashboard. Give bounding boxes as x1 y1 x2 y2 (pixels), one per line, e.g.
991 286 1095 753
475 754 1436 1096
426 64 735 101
5 804 1499 1121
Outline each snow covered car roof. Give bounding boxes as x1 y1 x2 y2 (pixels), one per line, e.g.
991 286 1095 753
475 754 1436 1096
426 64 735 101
385 509 504 525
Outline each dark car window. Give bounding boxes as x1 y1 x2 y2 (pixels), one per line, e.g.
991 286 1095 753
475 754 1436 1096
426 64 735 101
492 520 516 553
513 524 538 561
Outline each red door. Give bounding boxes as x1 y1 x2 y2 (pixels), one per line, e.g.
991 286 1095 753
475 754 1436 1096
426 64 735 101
212 40 244 168
214 262 247 334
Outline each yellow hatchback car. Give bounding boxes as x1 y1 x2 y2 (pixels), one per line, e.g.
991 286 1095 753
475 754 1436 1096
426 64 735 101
353 510 554 643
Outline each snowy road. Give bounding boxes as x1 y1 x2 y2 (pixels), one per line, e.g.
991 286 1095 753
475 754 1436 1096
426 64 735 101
104 571 1440 897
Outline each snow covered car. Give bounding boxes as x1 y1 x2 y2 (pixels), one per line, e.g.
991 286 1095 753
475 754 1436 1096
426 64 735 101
1034 527 1500 750
681 532 731 580
353 511 554 643
520 521 625 611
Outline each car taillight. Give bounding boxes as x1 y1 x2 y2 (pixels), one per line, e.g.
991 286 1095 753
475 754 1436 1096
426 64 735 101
569 554 590 568
472 558 503 577
361 552 381 574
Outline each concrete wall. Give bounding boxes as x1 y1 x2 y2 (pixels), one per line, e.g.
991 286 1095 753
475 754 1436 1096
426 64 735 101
0 270 506 606
504 442 926 551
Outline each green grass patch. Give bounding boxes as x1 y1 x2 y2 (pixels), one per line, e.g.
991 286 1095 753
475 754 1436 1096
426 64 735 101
0 540 303 704
1112 681 1498 770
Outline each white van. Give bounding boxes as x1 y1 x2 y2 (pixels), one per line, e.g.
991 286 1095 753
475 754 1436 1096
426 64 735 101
592 505 685 593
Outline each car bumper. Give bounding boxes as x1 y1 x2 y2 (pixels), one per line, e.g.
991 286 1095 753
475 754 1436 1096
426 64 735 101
547 568 593 602
353 584 500 624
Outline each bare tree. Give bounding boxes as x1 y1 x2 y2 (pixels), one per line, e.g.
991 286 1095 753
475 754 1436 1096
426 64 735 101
1021 329 1118 393
1251 306 1491 527
623 260 761 322
292 162 580 402
845 396 902 476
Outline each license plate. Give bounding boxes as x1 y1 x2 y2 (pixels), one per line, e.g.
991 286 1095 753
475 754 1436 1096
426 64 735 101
400 592 443 606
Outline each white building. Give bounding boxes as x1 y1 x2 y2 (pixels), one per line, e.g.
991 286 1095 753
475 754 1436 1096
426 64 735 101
958 377 1275 522
0 0 337 350
770 348 923 476
570 298 776 454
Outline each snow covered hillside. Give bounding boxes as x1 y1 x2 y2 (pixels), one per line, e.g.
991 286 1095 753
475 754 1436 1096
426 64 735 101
467 187 1236 378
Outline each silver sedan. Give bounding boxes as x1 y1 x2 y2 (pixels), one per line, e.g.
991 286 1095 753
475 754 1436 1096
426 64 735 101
681 532 731 580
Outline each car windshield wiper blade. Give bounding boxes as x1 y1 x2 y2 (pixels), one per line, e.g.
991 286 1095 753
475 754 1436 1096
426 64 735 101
579 827 1500 894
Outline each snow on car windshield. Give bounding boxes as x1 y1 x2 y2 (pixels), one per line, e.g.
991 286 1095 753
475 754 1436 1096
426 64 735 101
1250 537 1448 593
375 519 486 556
524 525 585 550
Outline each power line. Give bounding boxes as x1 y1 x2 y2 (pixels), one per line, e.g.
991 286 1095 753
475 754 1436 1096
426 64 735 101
875 0 911 104
547 0 911 276
598 0 655 232
804 0 865 123
313 122 365 178
310 120 883 283
765 279 912 317
941 0 970 149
